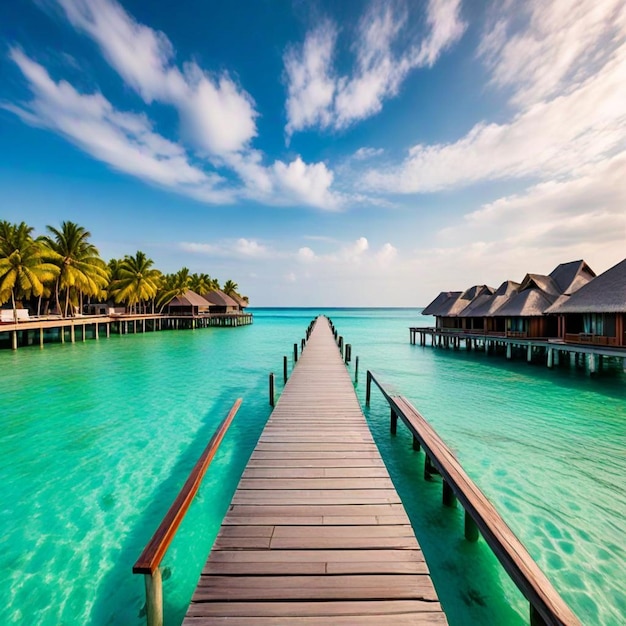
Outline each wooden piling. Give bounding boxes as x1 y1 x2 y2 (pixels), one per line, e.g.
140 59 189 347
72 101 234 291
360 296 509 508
390 409 397 435
443 480 456 507
283 356 288 384
354 355 359 383
269 373 275 407
293 343 298 363
144 568 163 626
464 512 479 542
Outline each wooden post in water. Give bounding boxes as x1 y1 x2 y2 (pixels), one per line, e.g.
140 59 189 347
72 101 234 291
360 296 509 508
464 512 479 542
39 327 44 349
547 347 553 368
144 568 163 626
390 409 397 435
11 330 17 351
82 324 86 342
71 324 75 343
412 434 420 451
443 480 456 507
506 343 512 359
301 338 305 351
365 370 372 406
293 343 298 363
269 373 275 407
283 356 288 383
354 356 359 383
95 322 99 340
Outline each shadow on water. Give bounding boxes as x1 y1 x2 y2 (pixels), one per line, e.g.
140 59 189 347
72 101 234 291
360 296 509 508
88 385 269 626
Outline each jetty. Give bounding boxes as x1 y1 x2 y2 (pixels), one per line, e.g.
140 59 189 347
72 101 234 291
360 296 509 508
134 316 580 626
182 316 446 624
0 311 253 350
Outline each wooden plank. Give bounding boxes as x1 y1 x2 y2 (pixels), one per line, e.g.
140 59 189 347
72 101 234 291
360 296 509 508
183 317 446 625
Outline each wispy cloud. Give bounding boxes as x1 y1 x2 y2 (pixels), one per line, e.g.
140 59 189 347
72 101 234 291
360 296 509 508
6 0 344 210
57 0 258 156
181 238 277 259
284 0 466 137
362 1 626 194
4 48 233 203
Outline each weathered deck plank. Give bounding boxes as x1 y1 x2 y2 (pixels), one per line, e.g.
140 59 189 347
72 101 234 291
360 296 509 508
182 317 446 625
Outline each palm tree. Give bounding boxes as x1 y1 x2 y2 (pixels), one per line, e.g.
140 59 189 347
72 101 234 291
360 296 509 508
156 267 191 312
222 279 239 296
0 221 60 322
43 221 109 316
190 272 212 296
109 251 161 314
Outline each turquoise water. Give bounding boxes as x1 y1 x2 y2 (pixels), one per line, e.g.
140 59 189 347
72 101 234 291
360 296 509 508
0 308 624 625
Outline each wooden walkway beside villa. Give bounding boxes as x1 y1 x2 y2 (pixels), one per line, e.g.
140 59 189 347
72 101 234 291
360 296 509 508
183 316 447 625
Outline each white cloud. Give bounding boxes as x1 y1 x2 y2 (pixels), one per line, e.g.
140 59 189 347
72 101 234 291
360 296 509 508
479 0 626 108
362 34 626 192
58 0 258 156
353 146 384 160
234 238 270 258
376 242 398 266
5 48 232 202
297 246 316 262
271 156 340 210
284 22 336 139
284 0 465 135
181 238 275 259
416 0 467 67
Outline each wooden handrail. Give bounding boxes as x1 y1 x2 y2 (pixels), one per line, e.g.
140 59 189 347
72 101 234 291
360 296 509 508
366 371 580 626
133 398 242 575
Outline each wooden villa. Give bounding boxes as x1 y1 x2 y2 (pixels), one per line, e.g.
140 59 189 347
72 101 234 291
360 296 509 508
412 258 625 372
202 289 239 314
167 290 211 316
547 258 626 347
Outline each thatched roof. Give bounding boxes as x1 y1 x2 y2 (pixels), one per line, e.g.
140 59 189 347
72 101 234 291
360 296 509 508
202 289 239 307
519 273 561 298
547 258 626 313
492 288 556 317
550 260 595 295
458 280 520 317
230 293 249 308
422 291 461 316
168 290 209 307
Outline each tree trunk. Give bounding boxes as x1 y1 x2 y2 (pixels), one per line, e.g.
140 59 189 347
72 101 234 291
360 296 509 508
11 289 17 323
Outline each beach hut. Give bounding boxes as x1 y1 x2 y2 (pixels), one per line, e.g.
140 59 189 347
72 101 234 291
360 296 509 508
202 290 239 315
229 293 249 311
490 261 595 338
166 290 210 316
458 280 520 333
422 286 493 330
546 258 626 346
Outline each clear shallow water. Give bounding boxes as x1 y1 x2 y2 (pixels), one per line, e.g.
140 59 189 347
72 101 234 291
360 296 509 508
0 308 624 625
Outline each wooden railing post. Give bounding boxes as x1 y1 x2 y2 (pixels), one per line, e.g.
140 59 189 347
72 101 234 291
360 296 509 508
354 356 359 383
293 343 298 363
269 373 275 407
366 371 372 406
390 409 397 435
144 569 163 626
283 356 288 383
133 400 241 626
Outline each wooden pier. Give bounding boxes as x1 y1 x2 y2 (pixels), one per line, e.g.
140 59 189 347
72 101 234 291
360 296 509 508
0 311 253 350
410 326 626 373
183 317 447 625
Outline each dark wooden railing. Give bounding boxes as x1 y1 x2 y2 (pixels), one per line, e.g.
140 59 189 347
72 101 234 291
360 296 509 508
366 371 580 626
133 399 242 626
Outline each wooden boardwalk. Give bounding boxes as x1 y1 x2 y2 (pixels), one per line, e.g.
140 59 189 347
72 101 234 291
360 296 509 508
183 317 447 625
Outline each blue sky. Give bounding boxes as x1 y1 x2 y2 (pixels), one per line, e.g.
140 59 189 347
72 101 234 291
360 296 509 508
1 0 624 305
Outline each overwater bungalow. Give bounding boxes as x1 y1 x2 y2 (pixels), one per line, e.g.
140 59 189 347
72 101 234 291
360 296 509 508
422 285 493 330
166 290 210 316
202 289 239 315
547 258 626 347
459 280 520 333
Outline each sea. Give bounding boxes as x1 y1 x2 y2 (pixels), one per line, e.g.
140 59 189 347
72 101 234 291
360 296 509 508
0 308 624 625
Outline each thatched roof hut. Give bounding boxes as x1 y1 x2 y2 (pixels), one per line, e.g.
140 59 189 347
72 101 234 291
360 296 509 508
202 290 239 313
550 260 596 295
229 293 249 309
422 291 462 316
459 280 520 317
167 290 210 314
547 258 626 314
